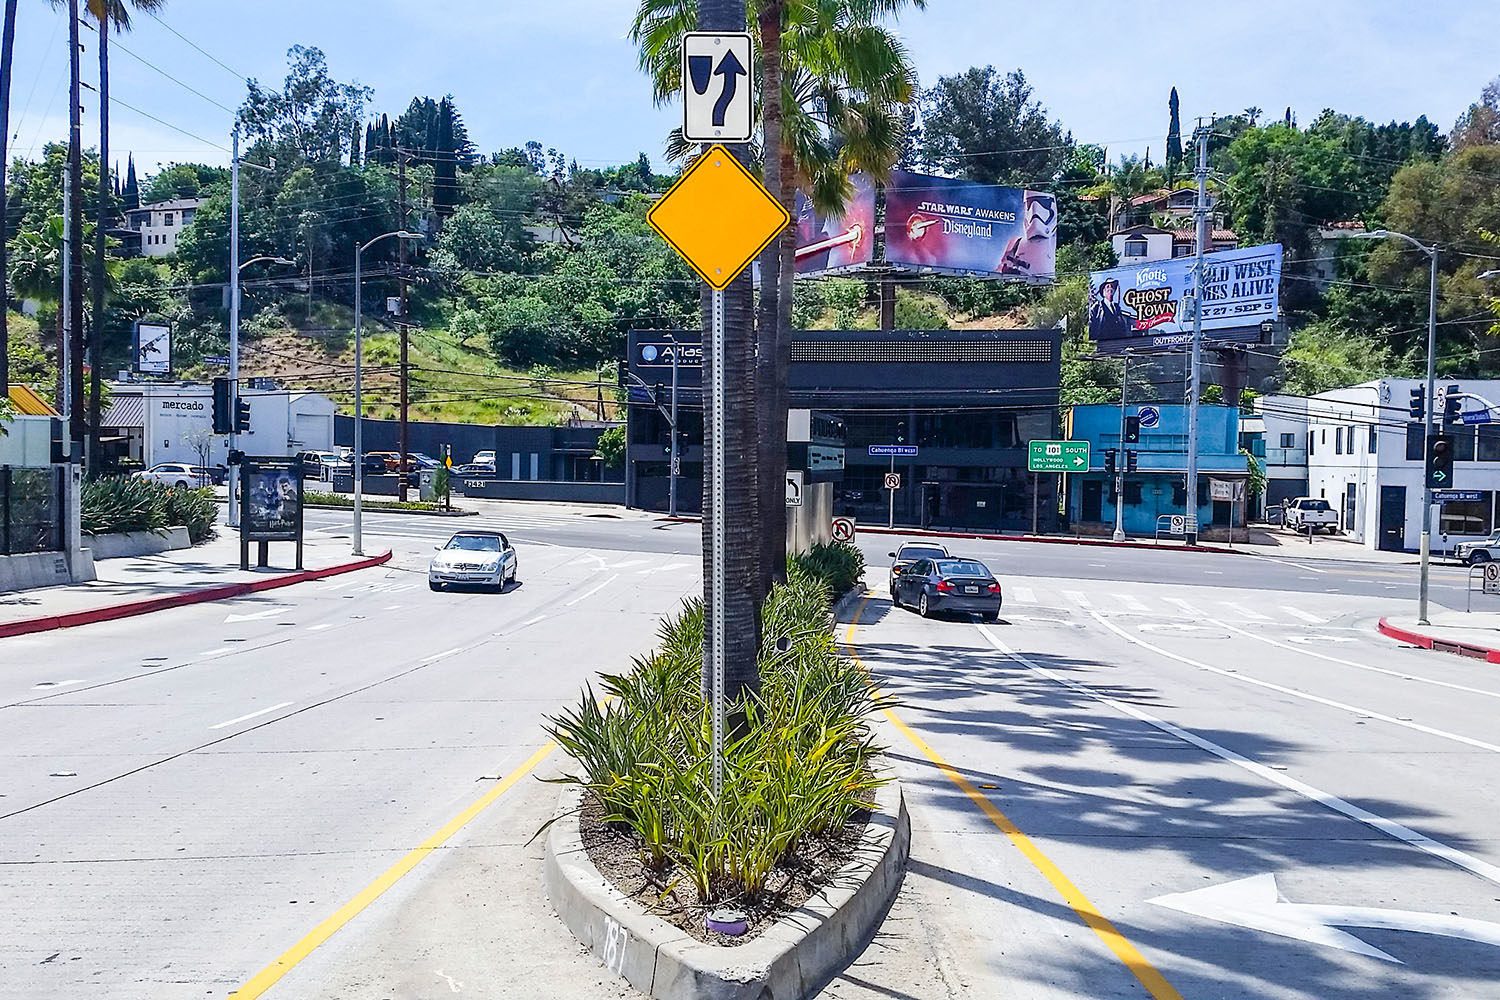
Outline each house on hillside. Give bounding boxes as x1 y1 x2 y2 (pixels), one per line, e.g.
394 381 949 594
124 197 206 258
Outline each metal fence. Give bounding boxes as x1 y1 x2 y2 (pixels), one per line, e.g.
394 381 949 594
1 467 63 556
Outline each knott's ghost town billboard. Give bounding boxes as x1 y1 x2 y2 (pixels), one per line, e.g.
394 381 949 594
1087 243 1284 353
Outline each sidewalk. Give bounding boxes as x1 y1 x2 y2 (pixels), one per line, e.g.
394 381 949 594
0 524 389 638
1377 612 1500 663
1239 527 1420 565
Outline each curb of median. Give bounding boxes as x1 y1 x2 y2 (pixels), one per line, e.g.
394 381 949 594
544 777 909 1000
1377 616 1500 664
0 550 393 640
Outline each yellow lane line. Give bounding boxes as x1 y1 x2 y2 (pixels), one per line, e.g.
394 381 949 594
229 740 558 999
844 596 1184 1000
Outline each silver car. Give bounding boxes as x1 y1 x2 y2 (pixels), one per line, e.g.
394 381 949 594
429 531 518 592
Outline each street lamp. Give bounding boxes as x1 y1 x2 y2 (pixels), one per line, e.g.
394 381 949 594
353 230 424 556
226 253 296 529
1352 229 1439 624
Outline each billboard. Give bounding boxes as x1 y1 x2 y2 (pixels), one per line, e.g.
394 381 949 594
884 170 1056 280
134 321 172 375
1088 243 1283 351
794 172 876 275
241 457 304 542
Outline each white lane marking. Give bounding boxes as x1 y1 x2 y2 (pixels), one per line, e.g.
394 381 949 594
1010 585 1038 604
421 647 464 663
224 606 294 624
1282 606 1327 623
1249 555 1329 574
1150 873 1500 963
308 623 336 632
1285 635 1357 644
521 615 547 626
1221 602 1271 621
198 647 233 657
32 679 87 690
1213 619 1500 701
1203 570 1224 575
1163 597 1204 616
1114 594 1151 613
319 579 359 591
565 574 620 608
977 627 1500 888
209 701 294 730
1062 590 1092 608
384 605 403 611
1086 609 1500 752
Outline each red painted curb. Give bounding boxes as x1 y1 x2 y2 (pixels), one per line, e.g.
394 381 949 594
1377 616 1500 664
0 551 392 640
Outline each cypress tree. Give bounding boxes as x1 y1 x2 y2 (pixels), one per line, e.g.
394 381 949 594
1166 87 1183 180
350 120 361 165
123 154 139 209
434 96 458 218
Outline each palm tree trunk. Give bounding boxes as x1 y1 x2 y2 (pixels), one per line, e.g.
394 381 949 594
0 0 18 395
90 19 108 473
699 0 760 706
67 0 85 449
754 0 783 603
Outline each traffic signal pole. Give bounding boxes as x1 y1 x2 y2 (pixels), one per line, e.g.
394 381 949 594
228 128 242 527
1113 352 1128 543
1419 247 1438 625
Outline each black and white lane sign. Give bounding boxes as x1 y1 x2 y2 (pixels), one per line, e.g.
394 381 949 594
682 33 753 142
786 470 804 507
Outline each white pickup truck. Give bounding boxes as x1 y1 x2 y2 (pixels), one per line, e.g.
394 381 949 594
1455 530 1500 564
1282 497 1340 534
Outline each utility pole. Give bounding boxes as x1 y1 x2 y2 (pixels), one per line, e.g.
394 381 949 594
89 14 108 475
1185 120 1209 545
60 179 72 459
228 127 242 527
1113 352 1129 543
66 0 85 455
397 148 411 501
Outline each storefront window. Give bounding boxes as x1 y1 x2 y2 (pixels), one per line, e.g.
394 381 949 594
1440 496 1493 536
1480 425 1500 462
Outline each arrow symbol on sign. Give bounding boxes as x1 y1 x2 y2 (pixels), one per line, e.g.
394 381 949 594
1072 455 1086 467
712 49 746 127
1150 873 1500 964
224 605 293 624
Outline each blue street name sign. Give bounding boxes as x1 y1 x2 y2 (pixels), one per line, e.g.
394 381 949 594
869 445 918 457
1461 410 1493 425
1433 490 1483 503
1137 405 1161 429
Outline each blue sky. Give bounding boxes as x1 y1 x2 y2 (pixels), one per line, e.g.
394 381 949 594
8 0 1499 178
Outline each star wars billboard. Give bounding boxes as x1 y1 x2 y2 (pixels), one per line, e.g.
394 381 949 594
884 170 1056 281
1087 243 1283 352
794 172 876 275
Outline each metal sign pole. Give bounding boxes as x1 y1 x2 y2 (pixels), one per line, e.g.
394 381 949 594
888 454 895 528
669 333 680 518
710 287 726 808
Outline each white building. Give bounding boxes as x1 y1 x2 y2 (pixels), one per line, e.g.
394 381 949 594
1252 394 1310 509
100 382 335 469
1303 378 1500 552
125 197 205 258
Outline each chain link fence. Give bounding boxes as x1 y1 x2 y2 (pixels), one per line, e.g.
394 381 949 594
1 467 63 556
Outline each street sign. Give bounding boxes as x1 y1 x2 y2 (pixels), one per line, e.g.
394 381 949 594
831 516 856 543
1434 490 1483 503
1137 405 1161 429
869 444 918 457
884 472 901 490
682 33 753 143
1169 514 1187 535
646 144 789 291
1028 440 1090 473
786 470 803 507
1462 410 1493 425
1486 562 1500 596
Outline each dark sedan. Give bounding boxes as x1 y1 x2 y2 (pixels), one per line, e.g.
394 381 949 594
893 557 1002 621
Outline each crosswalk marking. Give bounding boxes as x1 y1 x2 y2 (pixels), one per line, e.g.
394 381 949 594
1281 606 1327 624
1063 590 1092 608
1163 597 1204 616
1010 585 1037 604
1221 602 1272 621
1114 594 1151 613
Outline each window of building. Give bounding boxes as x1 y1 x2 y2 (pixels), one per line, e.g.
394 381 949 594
1123 238 1147 258
1348 425 1356 454
1455 428 1476 462
1406 423 1424 461
1321 428 1327 444
1308 430 1315 456
1280 432 1296 448
1369 425 1377 454
1124 481 1144 505
1480 425 1500 462
1172 244 1194 258
1334 428 1343 455
1440 496 1493 536
164 213 175 227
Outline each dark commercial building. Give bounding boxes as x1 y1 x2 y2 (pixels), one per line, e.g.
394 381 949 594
624 327 1062 531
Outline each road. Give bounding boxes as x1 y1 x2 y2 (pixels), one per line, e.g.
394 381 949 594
3 502 1496 999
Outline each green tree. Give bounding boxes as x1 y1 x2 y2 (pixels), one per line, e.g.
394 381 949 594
1166 86 1182 181
916 66 1070 186
0 0 17 390
239 46 371 164
594 425 626 469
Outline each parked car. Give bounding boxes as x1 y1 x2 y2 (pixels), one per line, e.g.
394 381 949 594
408 452 441 469
471 449 496 467
365 452 398 473
134 463 214 488
887 542 951 597
893 557 1002 621
454 463 495 476
295 450 348 476
1283 497 1340 534
1456 530 1500 564
428 530 517 592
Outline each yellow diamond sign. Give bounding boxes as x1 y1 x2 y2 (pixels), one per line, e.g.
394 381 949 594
647 144 790 291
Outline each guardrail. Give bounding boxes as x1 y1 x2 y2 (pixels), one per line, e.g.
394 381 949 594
1467 563 1500 612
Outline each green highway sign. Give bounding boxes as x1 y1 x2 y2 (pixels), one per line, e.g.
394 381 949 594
1028 440 1090 473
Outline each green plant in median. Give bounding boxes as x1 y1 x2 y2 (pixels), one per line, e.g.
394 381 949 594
790 541 865 598
547 564 884 905
79 476 216 543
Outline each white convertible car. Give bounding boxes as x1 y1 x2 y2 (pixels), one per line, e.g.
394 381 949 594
428 531 518 592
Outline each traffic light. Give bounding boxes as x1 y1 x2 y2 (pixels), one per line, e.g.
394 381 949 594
1124 415 1141 444
1126 449 1139 473
677 429 690 454
895 421 907 445
235 397 251 433
1426 434 1455 488
1104 448 1117 474
1408 386 1425 421
211 377 231 434
1444 384 1462 425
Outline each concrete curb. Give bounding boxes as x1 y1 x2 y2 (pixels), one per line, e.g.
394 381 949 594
1377 616 1500 664
0 550 393 640
545 777 909 1000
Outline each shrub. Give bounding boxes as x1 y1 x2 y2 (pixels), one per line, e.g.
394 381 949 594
546 565 883 904
161 486 219 543
791 541 865 598
81 476 217 543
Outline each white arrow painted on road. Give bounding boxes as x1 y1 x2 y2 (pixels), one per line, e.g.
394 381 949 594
1137 622 1224 634
223 606 294 624
1285 635 1356 644
1150 873 1500 964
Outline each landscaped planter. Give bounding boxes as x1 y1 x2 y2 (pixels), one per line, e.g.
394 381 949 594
544 776 909 1000
83 526 192 560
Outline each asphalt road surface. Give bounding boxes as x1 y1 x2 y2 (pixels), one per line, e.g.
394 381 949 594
4 503 1495 999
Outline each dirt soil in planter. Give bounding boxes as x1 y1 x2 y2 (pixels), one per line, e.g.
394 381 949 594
577 790 871 947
